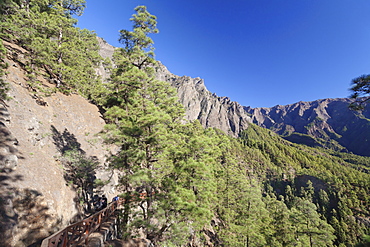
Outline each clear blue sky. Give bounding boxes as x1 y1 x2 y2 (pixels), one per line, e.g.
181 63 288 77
77 0 370 108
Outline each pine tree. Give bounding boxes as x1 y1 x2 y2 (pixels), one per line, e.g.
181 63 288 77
264 195 296 246
349 74 370 109
59 148 99 212
317 189 330 217
0 0 103 97
0 40 9 101
158 122 219 244
217 159 271 247
290 198 335 246
102 6 218 244
301 180 315 201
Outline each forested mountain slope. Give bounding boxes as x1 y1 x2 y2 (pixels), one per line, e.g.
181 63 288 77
245 99 370 156
0 1 369 246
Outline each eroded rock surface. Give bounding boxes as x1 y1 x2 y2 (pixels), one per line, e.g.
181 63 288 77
0 41 117 246
245 99 370 155
155 63 252 137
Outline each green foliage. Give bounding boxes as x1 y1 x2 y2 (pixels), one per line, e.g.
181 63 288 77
349 74 370 110
59 148 100 211
119 5 158 66
239 124 369 246
283 132 346 152
264 194 296 246
290 198 335 246
355 235 370 247
219 179 271 246
0 0 103 98
0 40 9 101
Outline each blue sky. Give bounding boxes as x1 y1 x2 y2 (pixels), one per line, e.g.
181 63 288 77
77 1 370 108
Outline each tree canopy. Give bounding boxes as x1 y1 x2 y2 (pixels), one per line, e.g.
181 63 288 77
349 74 370 110
0 0 103 98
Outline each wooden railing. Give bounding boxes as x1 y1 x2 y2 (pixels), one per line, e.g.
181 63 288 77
40 192 154 247
41 199 122 247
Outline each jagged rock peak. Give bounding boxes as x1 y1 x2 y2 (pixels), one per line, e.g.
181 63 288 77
155 62 251 137
155 62 207 90
95 39 370 156
97 37 115 59
245 97 370 156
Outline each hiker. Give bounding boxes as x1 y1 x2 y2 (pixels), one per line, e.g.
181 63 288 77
101 195 108 209
92 194 100 212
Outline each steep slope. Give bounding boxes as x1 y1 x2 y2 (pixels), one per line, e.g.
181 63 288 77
0 37 369 246
155 63 252 137
155 62 370 156
96 39 253 138
244 99 370 156
0 41 118 246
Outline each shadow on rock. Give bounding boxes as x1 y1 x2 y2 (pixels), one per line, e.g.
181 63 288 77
0 172 61 246
0 172 23 246
51 125 84 155
0 105 23 172
51 125 102 221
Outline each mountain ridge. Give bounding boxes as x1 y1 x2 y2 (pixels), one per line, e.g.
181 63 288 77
96 37 370 156
153 54 370 156
245 98 370 156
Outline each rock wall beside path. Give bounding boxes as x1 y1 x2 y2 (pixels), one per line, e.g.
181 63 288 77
0 40 118 246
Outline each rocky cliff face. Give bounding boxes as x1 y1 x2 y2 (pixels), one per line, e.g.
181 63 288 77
155 60 370 156
244 99 370 156
95 38 253 138
0 41 119 246
97 39 370 155
155 63 252 137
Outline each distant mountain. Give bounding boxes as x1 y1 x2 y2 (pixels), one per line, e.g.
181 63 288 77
96 39 369 157
156 63 370 157
245 99 370 156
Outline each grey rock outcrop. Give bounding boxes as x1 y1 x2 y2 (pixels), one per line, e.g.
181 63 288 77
0 40 119 246
155 62 370 156
96 37 115 82
245 98 370 156
155 63 252 136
